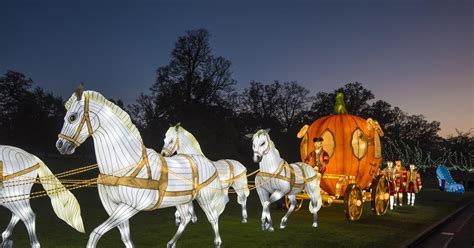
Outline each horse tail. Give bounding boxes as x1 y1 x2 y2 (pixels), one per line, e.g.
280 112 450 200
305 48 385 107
34 156 85 233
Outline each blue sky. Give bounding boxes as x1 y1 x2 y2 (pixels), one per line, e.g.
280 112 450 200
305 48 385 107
1 0 472 136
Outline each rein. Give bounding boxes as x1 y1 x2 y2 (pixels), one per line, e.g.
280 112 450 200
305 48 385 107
58 96 93 147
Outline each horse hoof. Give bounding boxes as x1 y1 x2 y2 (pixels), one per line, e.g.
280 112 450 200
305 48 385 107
241 218 247 224
166 242 176 248
268 227 274 232
2 240 13 248
279 224 286 229
191 217 198 224
312 222 318 228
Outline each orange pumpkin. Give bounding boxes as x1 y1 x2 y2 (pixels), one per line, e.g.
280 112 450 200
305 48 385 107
299 93 384 196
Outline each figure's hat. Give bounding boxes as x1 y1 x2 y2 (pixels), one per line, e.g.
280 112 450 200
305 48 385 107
313 137 324 142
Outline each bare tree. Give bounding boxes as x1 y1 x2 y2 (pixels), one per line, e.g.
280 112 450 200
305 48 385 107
239 81 312 132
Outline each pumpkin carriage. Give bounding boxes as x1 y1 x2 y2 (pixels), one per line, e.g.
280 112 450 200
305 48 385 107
287 93 390 221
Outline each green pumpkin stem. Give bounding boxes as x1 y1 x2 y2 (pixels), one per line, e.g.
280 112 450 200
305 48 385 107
334 92 348 114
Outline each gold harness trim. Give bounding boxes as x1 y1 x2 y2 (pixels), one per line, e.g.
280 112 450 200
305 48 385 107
224 160 234 181
0 161 41 186
58 95 93 147
96 150 218 210
256 161 317 194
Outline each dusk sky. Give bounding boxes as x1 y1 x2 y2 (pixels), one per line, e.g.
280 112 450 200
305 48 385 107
1 0 472 137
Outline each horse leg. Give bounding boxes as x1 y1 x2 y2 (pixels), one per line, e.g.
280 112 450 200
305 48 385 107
223 188 230 204
15 200 40 248
236 189 248 223
255 182 270 231
1 213 19 248
98 185 134 248
280 195 296 229
233 179 249 223
86 204 139 248
196 197 223 248
9 201 40 248
167 204 191 248
263 191 285 232
306 181 321 228
188 202 198 223
117 220 134 248
174 209 181 226
176 202 196 226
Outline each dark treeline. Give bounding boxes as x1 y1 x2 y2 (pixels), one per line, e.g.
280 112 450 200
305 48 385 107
0 29 472 171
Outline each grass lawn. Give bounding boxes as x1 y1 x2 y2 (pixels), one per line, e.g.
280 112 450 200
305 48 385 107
1 158 473 247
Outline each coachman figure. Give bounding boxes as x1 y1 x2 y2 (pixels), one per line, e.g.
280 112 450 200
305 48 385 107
304 137 329 174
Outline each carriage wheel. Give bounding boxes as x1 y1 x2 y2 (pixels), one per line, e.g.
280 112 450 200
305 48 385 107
285 196 305 211
371 175 389 216
344 183 363 221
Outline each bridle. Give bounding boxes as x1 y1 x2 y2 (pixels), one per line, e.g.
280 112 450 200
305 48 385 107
58 96 93 147
253 134 271 158
161 133 180 156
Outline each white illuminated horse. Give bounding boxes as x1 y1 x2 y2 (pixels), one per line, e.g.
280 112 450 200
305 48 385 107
56 87 226 248
0 145 84 248
248 129 322 231
161 124 249 224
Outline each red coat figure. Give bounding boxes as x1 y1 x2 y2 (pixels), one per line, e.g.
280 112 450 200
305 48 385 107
394 160 406 206
304 137 329 174
405 164 422 206
381 161 396 210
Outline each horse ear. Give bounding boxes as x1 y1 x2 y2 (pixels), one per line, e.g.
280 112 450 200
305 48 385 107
264 128 271 134
75 83 84 101
244 133 254 140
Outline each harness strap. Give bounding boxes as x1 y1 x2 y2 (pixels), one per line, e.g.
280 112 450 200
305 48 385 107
257 161 308 193
177 154 199 199
0 161 3 188
285 162 296 192
151 154 168 210
286 162 305 192
221 169 246 184
97 153 219 211
256 161 286 181
222 160 234 184
130 145 152 179
196 170 219 190
2 163 40 181
97 174 159 189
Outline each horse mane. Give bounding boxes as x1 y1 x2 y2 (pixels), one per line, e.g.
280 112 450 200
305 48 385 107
65 91 143 143
177 126 204 155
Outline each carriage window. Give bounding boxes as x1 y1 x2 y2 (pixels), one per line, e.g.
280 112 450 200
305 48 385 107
374 132 382 158
321 129 335 158
351 128 367 160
